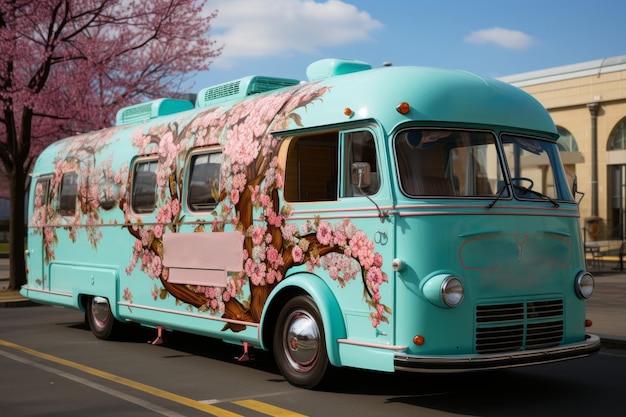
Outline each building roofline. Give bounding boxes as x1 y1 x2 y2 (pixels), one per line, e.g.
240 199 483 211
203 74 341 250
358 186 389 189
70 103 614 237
498 55 626 87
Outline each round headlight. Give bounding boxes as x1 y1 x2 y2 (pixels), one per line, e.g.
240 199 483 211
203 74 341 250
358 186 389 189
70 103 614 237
575 272 595 299
442 277 464 307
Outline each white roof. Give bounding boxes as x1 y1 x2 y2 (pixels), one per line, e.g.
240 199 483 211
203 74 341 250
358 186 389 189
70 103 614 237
498 55 626 87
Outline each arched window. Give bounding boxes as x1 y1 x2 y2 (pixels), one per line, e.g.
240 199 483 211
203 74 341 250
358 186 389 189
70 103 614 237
556 126 579 151
608 117 626 150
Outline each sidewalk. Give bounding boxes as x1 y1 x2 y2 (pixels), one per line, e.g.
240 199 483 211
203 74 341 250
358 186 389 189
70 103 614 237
0 253 38 307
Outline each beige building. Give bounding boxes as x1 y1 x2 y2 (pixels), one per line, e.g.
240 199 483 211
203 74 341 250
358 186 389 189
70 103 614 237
500 55 626 243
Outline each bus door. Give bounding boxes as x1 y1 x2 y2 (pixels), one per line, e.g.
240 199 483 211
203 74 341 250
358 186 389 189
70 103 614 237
281 126 395 346
28 176 52 289
339 128 395 344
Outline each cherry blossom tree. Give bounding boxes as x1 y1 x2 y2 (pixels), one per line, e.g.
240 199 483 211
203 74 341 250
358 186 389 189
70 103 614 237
0 0 221 290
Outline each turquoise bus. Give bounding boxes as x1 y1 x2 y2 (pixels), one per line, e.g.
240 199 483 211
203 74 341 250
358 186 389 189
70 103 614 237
22 58 600 388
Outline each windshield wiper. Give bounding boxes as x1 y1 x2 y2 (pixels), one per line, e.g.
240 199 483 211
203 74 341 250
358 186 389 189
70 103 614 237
512 185 560 208
487 183 509 208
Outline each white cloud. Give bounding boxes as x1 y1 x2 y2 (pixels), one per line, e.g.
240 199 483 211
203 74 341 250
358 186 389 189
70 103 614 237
209 0 382 67
464 27 534 49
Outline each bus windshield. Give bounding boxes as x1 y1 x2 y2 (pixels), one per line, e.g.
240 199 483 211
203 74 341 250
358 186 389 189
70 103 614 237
395 129 573 202
501 133 574 202
396 129 504 198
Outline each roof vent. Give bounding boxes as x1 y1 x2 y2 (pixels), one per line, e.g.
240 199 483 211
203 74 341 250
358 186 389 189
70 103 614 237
196 76 300 108
115 98 194 126
306 58 372 81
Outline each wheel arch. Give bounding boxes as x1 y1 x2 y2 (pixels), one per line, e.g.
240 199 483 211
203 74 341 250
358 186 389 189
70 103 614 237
260 272 346 367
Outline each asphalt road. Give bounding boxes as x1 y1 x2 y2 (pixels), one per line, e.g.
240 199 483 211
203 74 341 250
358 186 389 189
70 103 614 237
2 305 626 417
3 254 626 416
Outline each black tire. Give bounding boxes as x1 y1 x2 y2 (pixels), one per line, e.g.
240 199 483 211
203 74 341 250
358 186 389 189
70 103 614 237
86 296 118 340
273 295 330 389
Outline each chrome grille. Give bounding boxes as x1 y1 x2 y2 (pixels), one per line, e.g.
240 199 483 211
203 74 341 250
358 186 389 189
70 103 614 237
475 300 563 354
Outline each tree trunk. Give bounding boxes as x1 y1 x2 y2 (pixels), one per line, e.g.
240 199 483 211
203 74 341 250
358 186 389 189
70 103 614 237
8 163 26 291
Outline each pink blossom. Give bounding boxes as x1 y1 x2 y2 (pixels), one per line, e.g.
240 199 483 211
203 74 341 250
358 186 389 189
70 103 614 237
260 194 271 208
306 255 320 272
251 225 266 245
230 189 239 204
316 221 332 245
123 287 133 302
265 269 278 285
301 221 313 234
281 223 298 241
292 246 304 263
267 246 284 269
224 123 259 166
349 231 375 268
266 209 283 227
333 230 347 247
170 199 180 216
151 255 163 278
275 170 284 188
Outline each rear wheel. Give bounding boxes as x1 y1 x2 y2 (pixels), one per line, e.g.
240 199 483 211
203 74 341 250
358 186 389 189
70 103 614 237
273 295 329 389
86 296 118 340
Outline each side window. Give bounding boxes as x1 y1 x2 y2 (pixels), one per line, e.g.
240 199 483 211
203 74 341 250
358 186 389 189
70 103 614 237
284 132 338 202
132 159 158 214
58 172 78 216
187 150 222 212
34 178 51 210
342 130 380 197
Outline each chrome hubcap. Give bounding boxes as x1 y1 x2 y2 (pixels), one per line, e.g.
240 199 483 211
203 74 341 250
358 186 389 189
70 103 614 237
283 310 320 372
91 297 111 330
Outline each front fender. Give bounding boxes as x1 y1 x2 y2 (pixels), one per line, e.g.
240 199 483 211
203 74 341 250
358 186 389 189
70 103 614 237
259 272 347 367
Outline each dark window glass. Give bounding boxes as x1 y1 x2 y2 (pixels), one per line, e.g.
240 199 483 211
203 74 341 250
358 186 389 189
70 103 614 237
132 160 158 213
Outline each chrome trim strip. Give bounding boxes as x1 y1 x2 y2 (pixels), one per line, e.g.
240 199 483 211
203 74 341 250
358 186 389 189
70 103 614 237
117 301 259 328
337 338 407 351
21 287 72 297
393 334 600 373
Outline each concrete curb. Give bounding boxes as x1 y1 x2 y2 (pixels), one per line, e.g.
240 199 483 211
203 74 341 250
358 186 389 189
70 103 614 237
595 334 626 350
0 298 39 308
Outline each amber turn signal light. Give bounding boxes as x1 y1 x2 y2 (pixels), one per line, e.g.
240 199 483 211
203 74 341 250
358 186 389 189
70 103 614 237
413 335 425 346
396 102 410 114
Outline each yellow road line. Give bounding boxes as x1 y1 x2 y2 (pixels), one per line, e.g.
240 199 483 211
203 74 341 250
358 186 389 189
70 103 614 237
0 339 241 417
233 399 308 417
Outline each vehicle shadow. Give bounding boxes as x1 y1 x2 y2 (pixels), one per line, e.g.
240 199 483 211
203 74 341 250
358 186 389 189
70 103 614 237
68 319 609 416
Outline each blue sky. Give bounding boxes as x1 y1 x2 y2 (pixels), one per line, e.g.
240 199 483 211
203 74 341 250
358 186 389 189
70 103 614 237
189 0 626 92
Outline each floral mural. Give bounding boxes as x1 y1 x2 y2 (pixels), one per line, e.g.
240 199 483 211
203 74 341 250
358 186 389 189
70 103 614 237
31 82 391 330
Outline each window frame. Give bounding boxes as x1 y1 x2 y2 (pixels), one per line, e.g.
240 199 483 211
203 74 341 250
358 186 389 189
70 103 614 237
340 128 381 198
130 157 159 214
58 172 78 216
185 147 223 213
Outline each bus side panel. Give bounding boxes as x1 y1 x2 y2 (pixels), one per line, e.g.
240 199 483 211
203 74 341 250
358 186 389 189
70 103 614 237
118 301 261 346
337 342 395 372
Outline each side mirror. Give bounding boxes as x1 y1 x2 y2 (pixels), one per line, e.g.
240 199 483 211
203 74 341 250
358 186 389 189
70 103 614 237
572 175 585 205
351 162 371 188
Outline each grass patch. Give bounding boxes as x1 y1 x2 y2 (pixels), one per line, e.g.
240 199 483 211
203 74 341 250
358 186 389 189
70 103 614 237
0 242 8 252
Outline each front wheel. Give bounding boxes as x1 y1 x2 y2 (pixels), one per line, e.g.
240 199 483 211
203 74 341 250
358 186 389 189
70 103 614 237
273 295 330 389
86 296 119 340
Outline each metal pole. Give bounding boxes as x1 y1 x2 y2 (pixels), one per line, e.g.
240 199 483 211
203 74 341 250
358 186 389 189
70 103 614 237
587 102 599 216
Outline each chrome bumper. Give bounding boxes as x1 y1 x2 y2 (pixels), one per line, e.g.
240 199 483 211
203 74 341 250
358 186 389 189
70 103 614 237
394 334 601 373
